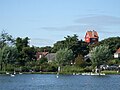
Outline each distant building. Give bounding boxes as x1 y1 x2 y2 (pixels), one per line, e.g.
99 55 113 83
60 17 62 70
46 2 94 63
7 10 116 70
85 30 99 44
114 48 120 59
36 51 49 60
45 53 56 62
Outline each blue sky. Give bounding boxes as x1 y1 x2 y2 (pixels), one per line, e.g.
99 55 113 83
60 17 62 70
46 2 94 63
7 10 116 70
0 0 120 46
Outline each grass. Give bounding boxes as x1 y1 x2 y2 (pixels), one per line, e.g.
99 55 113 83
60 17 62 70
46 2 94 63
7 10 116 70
101 70 120 75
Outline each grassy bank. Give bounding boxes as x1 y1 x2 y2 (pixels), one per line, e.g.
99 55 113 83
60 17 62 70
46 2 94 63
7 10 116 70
101 70 120 75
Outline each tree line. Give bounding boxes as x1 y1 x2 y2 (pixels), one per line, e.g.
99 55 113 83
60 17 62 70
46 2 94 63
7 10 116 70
0 30 120 73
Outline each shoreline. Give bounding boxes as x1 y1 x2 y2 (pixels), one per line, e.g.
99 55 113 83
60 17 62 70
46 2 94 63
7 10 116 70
0 71 120 75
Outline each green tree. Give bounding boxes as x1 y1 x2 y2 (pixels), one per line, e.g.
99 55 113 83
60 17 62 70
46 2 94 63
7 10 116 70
90 45 111 72
56 48 74 66
22 46 37 62
38 46 52 53
15 37 30 52
52 34 79 52
0 30 15 48
15 37 31 66
100 37 120 54
75 54 86 67
70 40 89 58
0 46 18 71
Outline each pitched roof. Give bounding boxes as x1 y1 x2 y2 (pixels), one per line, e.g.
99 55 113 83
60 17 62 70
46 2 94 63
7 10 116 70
116 48 120 53
45 53 56 61
36 52 49 56
86 30 98 38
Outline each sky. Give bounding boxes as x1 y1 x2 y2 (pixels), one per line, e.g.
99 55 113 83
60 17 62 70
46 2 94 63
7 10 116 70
0 0 120 47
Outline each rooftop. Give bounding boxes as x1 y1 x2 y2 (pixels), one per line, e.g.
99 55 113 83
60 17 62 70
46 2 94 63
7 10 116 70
86 30 99 38
115 48 120 53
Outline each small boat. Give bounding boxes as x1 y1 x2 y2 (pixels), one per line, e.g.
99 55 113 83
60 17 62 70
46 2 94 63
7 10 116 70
19 72 23 74
76 73 80 75
73 73 75 75
10 74 15 77
6 72 10 75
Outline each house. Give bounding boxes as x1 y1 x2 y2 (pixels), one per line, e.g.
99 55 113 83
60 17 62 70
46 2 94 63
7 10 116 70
85 30 99 44
114 48 120 59
45 53 56 62
36 51 49 60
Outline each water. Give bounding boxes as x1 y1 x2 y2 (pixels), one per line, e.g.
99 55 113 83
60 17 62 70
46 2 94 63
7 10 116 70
0 74 120 90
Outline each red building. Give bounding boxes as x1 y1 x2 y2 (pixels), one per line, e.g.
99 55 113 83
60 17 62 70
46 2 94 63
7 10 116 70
85 30 99 44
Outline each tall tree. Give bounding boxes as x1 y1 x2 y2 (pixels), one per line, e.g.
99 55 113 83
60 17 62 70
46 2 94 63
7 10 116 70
15 37 30 66
0 46 18 71
22 46 37 61
56 48 74 66
52 34 79 52
100 37 120 54
70 40 89 58
0 30 15 48
90 45 111 72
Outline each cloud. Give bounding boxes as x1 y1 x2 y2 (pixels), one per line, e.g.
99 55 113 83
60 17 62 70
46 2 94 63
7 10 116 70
40 15 120 42
41 15 120 32
41 25 87 32
30 38 55 47
75 15 120 26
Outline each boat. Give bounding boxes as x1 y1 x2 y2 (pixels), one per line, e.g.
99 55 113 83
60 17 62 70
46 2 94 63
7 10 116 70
19 72 23 74
10 74 15 77
6 72 10 75
73 73 75 75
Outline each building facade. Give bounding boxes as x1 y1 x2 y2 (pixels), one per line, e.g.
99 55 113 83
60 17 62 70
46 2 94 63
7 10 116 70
114 48 120 59
85 30 99 44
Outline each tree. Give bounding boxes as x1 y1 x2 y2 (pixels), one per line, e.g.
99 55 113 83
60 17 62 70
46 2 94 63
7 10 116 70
15 37 30 52
70 40 89 58
15 37 32 66
75 54 86 67
0 45 18 71
90 45 111 72
22 46 37 61
52 34 79 52
0 30 15 48
56 48 74 66
100 37 120 54
38 46 52 53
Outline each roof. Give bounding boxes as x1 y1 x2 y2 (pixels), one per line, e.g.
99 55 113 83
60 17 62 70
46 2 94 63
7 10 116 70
36 52 49 56
115 48 120 53
45 53 56 61
86 30 99 38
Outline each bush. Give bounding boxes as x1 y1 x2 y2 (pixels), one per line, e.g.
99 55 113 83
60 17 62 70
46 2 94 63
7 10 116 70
21 66 31 72
75 54 86 68
61 65 84 73
83 66 92 72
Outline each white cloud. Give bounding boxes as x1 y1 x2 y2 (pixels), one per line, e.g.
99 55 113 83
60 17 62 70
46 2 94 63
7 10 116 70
30 38 55 47
75 15 120 26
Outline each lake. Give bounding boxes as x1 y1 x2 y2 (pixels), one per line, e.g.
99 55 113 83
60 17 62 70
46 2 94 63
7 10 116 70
0 74 120 90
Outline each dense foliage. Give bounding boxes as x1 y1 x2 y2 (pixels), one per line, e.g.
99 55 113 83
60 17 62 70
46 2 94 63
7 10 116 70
100 37 120 54
56 48 74 66
0 30 120 73
90 45 111 68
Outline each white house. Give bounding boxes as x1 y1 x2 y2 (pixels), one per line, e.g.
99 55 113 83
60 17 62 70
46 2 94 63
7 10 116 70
114 48 120 59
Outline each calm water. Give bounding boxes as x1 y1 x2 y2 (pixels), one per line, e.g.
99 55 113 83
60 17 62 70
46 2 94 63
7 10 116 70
0 74 120 90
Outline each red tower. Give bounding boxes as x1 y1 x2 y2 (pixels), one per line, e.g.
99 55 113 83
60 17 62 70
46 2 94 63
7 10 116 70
85 30 99 44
